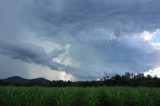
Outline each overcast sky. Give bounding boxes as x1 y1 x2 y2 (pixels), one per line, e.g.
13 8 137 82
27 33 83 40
0 0 160 80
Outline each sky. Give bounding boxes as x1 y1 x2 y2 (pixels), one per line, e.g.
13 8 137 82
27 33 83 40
0 0 160 81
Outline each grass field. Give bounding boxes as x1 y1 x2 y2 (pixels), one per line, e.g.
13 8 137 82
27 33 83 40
0 86 160 106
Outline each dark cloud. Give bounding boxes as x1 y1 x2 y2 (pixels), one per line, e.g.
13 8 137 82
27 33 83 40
0 0 160 80
0 41 67 71
26 0 160 40
0 54 29 79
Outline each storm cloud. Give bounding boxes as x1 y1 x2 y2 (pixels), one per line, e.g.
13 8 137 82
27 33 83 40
0 0 160 80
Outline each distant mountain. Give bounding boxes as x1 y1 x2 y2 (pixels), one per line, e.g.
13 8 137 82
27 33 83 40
2 76 51 84
2 76 29 84
30 78 51 84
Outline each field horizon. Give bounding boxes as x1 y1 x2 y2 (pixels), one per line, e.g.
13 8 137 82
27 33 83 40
0 86 160 106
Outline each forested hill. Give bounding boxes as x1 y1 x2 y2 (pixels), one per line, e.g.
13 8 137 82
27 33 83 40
0 73 160 87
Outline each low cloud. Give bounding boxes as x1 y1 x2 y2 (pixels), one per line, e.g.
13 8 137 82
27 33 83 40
0 41 67 71
0 0 160 80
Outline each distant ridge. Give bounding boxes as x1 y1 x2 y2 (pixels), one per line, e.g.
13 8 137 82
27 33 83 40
2 76 29 84
30 78 51 84
1 76 51 84
1 74 160 87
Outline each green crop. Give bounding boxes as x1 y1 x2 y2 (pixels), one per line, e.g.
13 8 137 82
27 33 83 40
0 86 160 106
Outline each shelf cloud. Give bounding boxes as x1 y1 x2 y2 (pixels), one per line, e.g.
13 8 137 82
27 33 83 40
0 0 160 80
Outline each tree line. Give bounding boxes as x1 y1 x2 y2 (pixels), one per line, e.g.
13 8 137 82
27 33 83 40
0 72 160 87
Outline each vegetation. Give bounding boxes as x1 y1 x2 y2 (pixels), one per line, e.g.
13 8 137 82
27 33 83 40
0 73 160 106
1 72 160 87
0 86 160 106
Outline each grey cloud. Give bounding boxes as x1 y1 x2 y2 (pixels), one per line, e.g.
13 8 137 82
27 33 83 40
66 38 160 80
0 54 29 79
0 41 67 71
1 0 160 80
25 0 160 40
